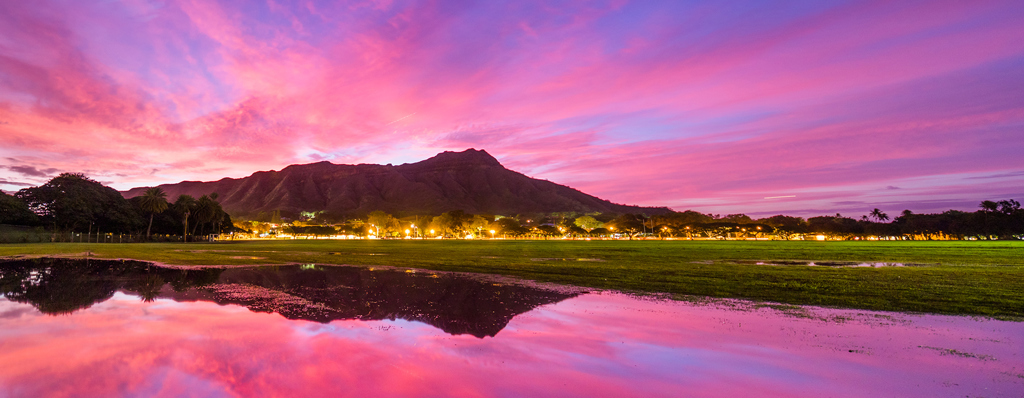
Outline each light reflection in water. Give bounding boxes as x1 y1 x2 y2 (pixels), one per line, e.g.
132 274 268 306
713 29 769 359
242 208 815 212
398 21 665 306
0 260 1021 397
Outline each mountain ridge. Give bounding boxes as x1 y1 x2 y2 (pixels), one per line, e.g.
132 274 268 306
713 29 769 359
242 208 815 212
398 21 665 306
123 149 672 217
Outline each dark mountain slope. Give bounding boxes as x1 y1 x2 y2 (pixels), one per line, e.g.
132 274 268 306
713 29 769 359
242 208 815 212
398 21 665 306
123 149 671 217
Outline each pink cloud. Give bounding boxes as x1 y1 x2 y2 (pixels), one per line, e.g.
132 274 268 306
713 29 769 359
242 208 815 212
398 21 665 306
0 1 1022 215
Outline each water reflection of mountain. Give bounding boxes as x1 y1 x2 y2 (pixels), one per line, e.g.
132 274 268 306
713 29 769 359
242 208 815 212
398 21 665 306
0 258 578 338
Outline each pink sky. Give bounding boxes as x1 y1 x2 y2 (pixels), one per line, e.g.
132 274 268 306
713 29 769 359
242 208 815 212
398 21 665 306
1 0 1022 217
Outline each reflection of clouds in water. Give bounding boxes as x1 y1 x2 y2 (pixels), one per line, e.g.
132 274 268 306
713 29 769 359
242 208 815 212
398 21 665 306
131 367 234 398
294 319 432 341
0 300 36 319
0 292 1022 397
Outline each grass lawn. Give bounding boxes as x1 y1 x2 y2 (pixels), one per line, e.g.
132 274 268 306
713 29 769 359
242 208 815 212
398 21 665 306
2 239 1023 317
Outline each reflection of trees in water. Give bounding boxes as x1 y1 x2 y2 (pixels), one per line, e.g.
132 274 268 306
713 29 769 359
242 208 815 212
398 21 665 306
132 274 166 302
0 258 222 314
0 259 579 337
0 259 117 314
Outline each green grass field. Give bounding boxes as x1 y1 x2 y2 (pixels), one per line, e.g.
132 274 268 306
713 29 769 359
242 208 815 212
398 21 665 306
2 239 1023 317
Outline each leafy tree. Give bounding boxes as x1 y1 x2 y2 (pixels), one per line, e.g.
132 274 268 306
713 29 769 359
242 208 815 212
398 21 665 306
309 225 338 237
807 215 863 238
758 215 805 229
429 210 469 237
653 210 713 227
366 210 404 236
573 215 602 231
720 214 753 224
285 225 337 238
428 213 452 237
0 191 38 225
493 217 528 237
893 211 946 239
139 188 169 238
366 210 391 235
535 225 560 237
566 225 587 237
15 173 142 232
608 214 644 238
350 224 369 237
466 215 491 236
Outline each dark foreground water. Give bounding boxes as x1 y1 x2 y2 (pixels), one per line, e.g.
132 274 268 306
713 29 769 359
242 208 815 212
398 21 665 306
0 258 1021 397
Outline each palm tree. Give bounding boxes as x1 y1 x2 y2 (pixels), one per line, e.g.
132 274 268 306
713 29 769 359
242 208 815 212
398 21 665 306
192 195 218 237
174 195 197 242
869 208 889 223
208 193 225 235
139 188 169 239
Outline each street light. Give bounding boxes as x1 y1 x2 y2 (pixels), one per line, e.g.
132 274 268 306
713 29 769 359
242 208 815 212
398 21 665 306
490 229 495 239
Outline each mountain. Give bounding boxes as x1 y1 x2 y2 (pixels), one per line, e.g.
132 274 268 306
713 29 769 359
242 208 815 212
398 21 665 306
123 149 671 217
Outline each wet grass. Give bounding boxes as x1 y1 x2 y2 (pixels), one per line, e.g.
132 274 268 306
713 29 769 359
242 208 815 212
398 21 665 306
2 239 1023 317
918 346 996 361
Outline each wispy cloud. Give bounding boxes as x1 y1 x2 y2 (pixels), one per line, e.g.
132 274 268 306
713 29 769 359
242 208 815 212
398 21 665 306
0 178 34 187
966 170 1024 179
4 165 59 178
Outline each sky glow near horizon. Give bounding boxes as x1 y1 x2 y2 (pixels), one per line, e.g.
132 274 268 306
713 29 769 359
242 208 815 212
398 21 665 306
1 0 1023 217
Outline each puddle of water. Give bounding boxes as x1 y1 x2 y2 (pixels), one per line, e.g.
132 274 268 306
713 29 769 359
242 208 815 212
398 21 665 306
228 256 267 260
737 260 933 267
808 261 908 267
174 250 280 253
530 258 605 262
0 258 580 338
0 258 1021 397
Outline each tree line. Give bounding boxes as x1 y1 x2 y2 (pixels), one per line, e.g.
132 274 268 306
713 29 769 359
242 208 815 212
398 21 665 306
236 200 1023 241
0 173 234 242
2 173 1021 241
637 203 1022 240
